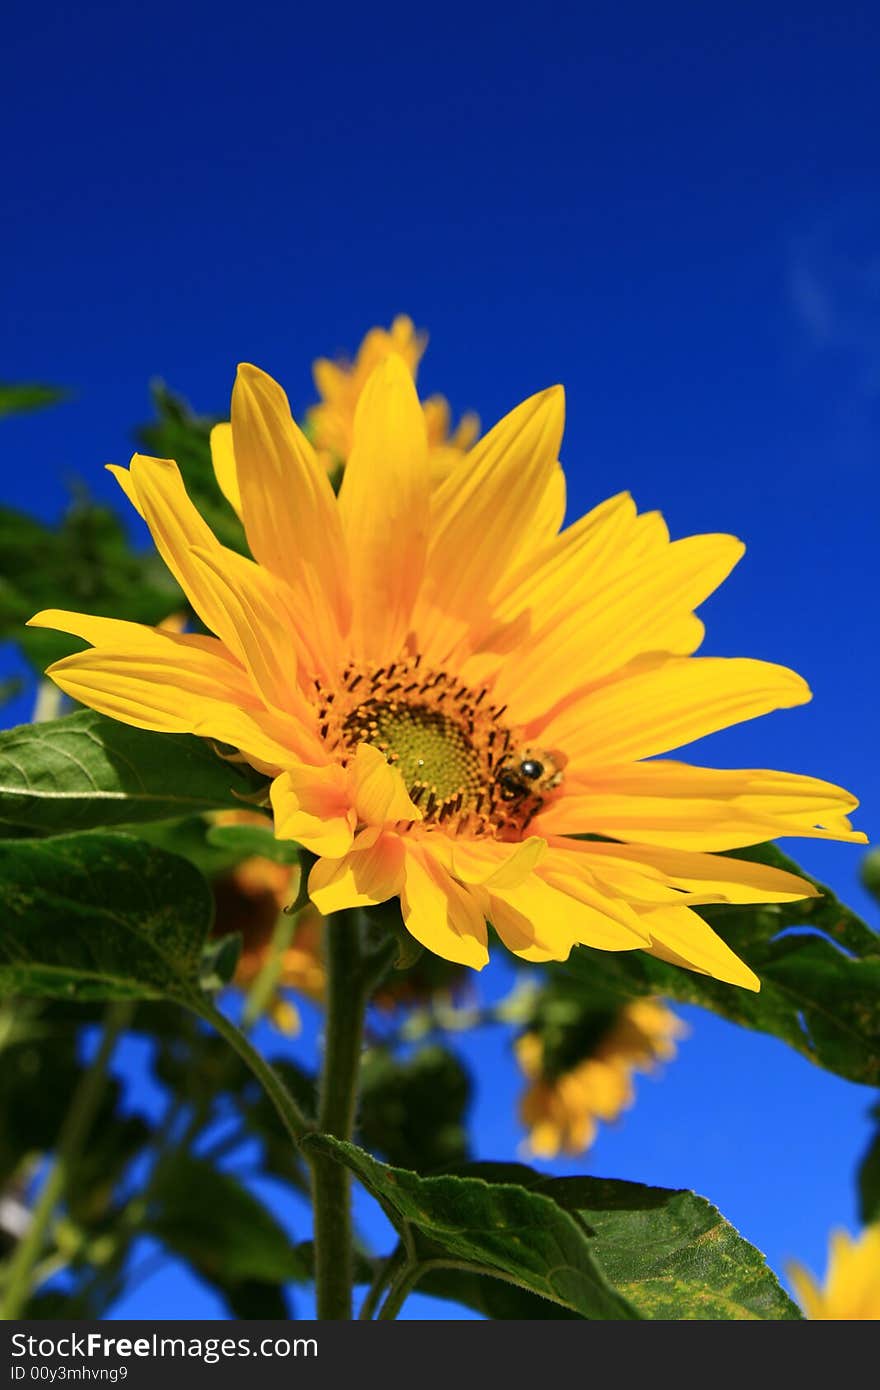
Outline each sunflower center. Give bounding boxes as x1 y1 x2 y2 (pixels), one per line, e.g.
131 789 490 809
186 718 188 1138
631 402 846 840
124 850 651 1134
313 657 566 838
347 702 482 803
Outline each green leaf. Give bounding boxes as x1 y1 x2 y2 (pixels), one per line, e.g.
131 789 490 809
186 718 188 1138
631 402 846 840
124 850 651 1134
205 822 300 864
549 844 880 1087
511 1168 799 1319
135 383 247 554
0 832 212 1001
304 1135 638 1319
0 383 70 418
419 1266 581 1318
858 1100 880 1225
0 710 264 835
310 1140 799 1320
148 1154 303 1298
125 816 250 878
359 1046 471 1171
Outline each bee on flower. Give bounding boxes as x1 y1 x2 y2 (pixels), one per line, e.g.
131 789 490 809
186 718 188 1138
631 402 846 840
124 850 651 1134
29 332 866 990
516 998 687 1158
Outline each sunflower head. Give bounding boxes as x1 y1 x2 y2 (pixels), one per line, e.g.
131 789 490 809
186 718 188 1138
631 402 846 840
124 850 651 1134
516 998 686 1158
30 336 866 989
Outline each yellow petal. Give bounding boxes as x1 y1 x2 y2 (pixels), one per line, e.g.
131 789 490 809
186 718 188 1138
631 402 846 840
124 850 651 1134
337 355 430 660
27 608 249 697
488 870 647 959
400 843 489 968
348 742 423 825
493 491 637 622
448 835 547 889
308 833 405 913
231 363 350 644
417 386 565 659
188 545 301 716
503 464 567 573
569 839 819 904
270 767 355 857
639 905 760 990
786 1262 826 1320
210 422 242 518
498 533 745 721
540 656 811 768
535 846 654 937
111 455 245 654
535 761 865 850
43 645 303 770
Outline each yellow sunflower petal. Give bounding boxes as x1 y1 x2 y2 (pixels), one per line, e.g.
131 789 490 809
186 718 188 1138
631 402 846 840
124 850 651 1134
270 767 355 857
337 354 430 660
110 455 244 653
539 656 811 767
535 761 865 850
492 490 637 620
348 742 423 825
488 872 647 959
27 609 248 688
400 843 489 968
417 386 564 657
188 546 302 717
447 835 547 889
497 533 745 720
535 847 654 937
504 464 567 572
568 839 819 904
231 364 350 642
209 422 243 519
639 905 760 990
786 1263 826 1320
308 833 406 913
43 646 299 770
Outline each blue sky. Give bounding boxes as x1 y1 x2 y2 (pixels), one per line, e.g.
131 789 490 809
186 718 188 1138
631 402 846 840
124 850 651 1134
3 0 879 1318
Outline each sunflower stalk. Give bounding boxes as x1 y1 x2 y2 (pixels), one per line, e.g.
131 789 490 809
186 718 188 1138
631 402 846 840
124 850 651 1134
310 909 394 1319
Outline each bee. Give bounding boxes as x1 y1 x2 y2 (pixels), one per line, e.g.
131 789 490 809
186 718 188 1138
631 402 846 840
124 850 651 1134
496 747 566 802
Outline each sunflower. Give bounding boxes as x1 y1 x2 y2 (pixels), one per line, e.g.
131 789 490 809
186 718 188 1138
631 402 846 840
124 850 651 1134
516 999 687 1158
305 315 479 478
788 1225 880 1319
29 353 865 989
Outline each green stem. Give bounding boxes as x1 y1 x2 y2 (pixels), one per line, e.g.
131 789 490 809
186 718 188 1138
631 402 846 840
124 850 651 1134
0 1001 132 1319
310 910 369 1321
377 1262 424 1321
359 1249 403 1321
188 996 313 1146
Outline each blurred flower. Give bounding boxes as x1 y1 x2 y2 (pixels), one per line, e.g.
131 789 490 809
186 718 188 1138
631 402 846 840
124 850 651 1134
516 999 687 1158
788 1225 880 1319
211 852 325 1033
307 316 479 479
32 350 865 985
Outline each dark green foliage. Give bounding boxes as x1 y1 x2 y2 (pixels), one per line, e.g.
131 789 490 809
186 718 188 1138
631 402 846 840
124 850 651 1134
359 1046 471 1171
